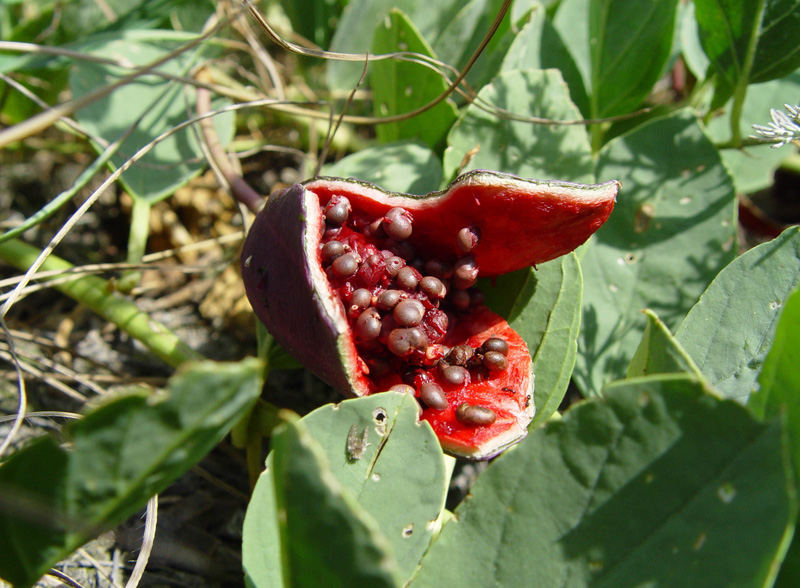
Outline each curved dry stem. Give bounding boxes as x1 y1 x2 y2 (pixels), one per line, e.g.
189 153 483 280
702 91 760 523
0 410 82 423
46 568 87 588
243 0 513 126
196 78 264 211
0 340 99 398
0 96 275 325
125 495 158 588
0 316 27 460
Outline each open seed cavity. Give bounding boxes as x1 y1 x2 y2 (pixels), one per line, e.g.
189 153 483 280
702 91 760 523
318 198 505 423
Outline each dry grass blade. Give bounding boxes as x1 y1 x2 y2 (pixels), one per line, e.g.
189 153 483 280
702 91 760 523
124 495 158 588
0 315 27 459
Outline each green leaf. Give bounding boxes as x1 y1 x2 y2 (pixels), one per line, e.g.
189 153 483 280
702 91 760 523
500 4 590 116
370 9 458 151
576 110 737 396
430 0 514 93
69 31 234 203
553 0 679 119
280 0 347 49
321 141 443 194
0 359 262 588
705 70 800 193
243 393 447 587
412 374 794 588
751 286 800 485
774 528 800 588
442 69 594 183
480 254 583 424
680 1 710 80
326 0 463 91
695 0 800 107
675 227 800 403
628 309 706 381
269 414 401 588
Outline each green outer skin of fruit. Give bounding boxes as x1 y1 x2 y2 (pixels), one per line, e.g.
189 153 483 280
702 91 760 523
241 171 617 458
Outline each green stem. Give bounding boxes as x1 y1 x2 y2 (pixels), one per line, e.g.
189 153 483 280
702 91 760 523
728 0 767 147
0 238 202 368
116 197 151 293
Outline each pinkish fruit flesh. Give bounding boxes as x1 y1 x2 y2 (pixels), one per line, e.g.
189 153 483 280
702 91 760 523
241 170 617 459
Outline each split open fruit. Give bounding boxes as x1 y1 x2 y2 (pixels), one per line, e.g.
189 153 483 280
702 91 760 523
241 171 618 459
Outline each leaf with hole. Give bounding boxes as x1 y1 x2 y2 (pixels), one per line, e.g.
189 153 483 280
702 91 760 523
242 393 447 587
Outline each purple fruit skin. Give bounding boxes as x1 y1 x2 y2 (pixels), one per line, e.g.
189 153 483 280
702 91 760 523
241 184 359 395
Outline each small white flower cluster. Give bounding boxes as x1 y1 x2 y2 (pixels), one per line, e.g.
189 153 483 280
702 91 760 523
751 104 800 148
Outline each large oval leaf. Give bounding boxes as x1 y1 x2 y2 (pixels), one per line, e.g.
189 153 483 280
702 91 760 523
243 393 448 586
370 9 458 151
576 110 737 395
411 375 794 588
443 69 594 183
695 0 800 107
553 0 679 119
69 31 233 203
0 359 262 588
675 227 800 402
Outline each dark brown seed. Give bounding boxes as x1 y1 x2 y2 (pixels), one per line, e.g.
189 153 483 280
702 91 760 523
482 350 508 372
419 382 448 410
450 288 471 311
456 403 496 426
390 383 416 395
368 358 391 379
441 365 469 386
383 207 413 241
424 259 453 279
420 276 446 299
456 226 481 253
324 199 350 226
469 288 485 307
481 337 509 356
396 266 421 290
446 345 474 366
407 327 429 350
393 299 425 326
367 218 386 238
376 289 402 310
355 309 381 340
387 328 416 356
385 256 405 277
350 288 372 309
386 240 415 260
332 253 359 278
321 240 345 264
453 255 479 289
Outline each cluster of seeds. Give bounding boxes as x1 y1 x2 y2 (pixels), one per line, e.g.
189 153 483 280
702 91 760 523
318 194 511 426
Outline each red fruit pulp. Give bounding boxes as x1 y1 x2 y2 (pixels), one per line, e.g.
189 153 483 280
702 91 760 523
315 192 533 458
